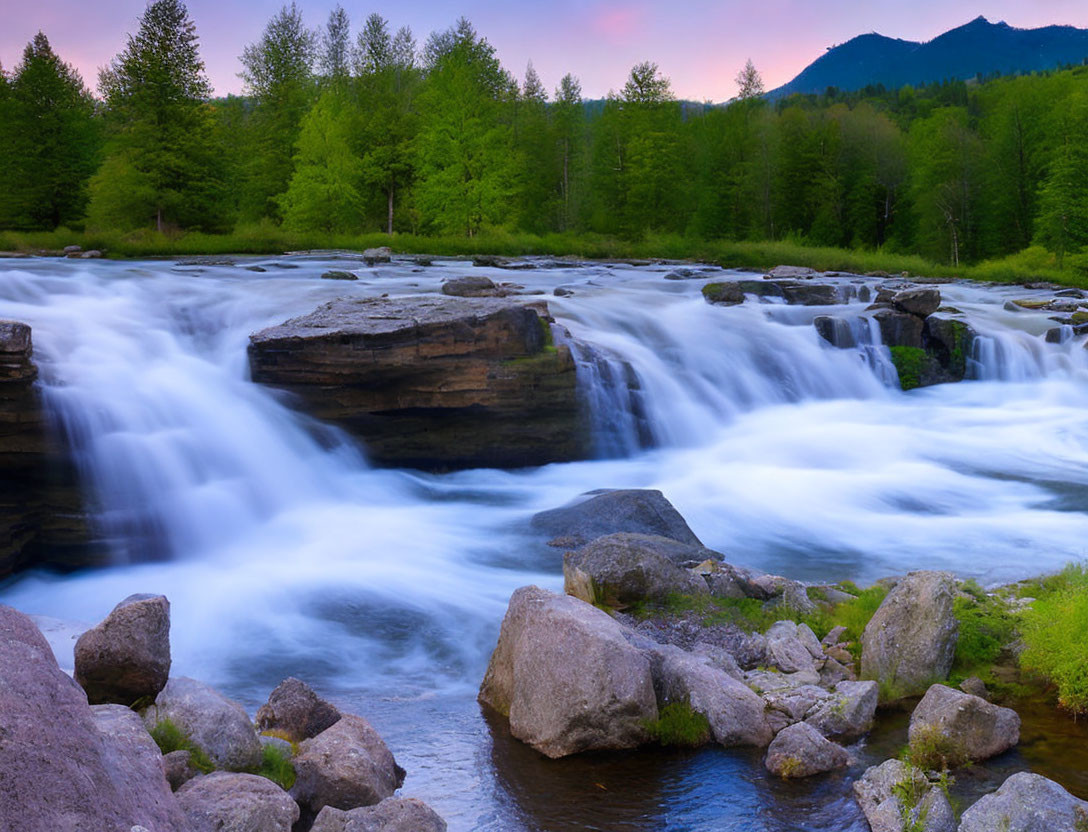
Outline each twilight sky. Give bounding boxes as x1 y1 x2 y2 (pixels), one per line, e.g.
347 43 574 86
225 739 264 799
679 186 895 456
3 1 1087 101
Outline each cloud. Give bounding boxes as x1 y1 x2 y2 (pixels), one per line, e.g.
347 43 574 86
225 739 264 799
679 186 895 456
589 4 646 42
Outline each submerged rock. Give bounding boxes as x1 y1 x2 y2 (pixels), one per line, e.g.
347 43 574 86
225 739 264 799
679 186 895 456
861 571 958 697
322 270 358 281
764 722 850 778
478 586 657 758
908 684 1019 763
178 771 300 832
256 677 342 743
74 593 171 705
310 798 448 832
248 296 584 470
530 488 702 549
563 532 709 607
958 772 1088 832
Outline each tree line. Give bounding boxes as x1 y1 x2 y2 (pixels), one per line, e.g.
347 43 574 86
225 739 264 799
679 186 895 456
2 0 1088 267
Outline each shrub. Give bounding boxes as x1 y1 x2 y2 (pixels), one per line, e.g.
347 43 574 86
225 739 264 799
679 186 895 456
950 591 1016 681
255 742 296 790
148 718 215 773
1020 564 1088 714
642 702 712 747
904 725 968 770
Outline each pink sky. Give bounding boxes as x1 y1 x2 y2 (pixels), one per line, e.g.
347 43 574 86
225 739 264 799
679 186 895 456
3 1 1087 101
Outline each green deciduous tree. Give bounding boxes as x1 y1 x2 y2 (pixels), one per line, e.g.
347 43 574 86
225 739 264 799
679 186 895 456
1035 95 1088 268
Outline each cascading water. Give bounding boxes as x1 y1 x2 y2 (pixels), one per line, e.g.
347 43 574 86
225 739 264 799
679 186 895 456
3 257 1088 830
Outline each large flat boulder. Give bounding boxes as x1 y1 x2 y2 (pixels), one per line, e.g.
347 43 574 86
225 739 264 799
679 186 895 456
177 771 299 832
563 533 708 607
861 571 958 697
530 489 703 549
478 586 657 758
0 604 189 832
958 772 1088 832
908 684 1019 764
75 593 171 705
248 296 584 470
310 798 447 832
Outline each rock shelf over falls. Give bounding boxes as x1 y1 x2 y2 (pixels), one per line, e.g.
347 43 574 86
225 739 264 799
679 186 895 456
247 295 585 470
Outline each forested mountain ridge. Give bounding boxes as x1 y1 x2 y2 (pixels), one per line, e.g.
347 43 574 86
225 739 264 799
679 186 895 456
769 16 1088 99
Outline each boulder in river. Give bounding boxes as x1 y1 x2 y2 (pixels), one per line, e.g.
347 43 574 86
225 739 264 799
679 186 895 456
310 798 448 832
958 772 1088 832
805 680 878 742
144 676 263 771
362 247 392 265
256 676 342 743
861 571 958 697
322 270 358 281
479 586 657 758
908 684 1019 764
75 592 171 705
290 713 405 816
177 771 300 832
530 488 703 549
248 296 584 470
764 722 850 778
441 275 505 297
563 532 709 607
892 288 941 318
853 758 955 832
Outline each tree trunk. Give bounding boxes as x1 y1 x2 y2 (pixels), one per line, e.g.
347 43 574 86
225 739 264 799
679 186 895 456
387 185 394 236
156 207 163 234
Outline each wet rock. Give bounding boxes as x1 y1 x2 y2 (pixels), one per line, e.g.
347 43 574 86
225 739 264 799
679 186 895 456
530 489 702 549
649 643 772 747
248 296 583 470
256 677 342 743
563 533 708 606
311 798 448 832
702 282 745 305
322 270 358 281
362 247 392 265
74 593 171 705
764 722 850 778
908 684 1019 763
440 275 504 297
958 772 1088 832
813 316 857 348
805 680 878 742
553 287 573 297
768 265 817 279
290 714 405 815
163 749 201 791
144 676 262 771
873 308 925 349
893 288 941 317
472 254 533 270
0 605 189 832
861 571 958 697
921 315 976 383
178 771 300 832
478 586 657 758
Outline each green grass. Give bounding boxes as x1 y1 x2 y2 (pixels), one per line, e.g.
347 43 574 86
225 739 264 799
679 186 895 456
903 725 969 771
148 718 215 774
1019 563 1088 714
3 226 1087 287
642 701 712 747
255 742 296 790
949 589 1017 686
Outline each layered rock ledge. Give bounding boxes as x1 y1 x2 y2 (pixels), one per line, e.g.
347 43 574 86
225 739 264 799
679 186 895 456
248 296 586 470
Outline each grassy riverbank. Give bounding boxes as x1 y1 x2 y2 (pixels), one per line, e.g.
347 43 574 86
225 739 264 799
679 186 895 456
2 227 1085 288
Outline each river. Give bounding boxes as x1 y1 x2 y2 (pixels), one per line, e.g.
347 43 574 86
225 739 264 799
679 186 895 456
1 255 1087 830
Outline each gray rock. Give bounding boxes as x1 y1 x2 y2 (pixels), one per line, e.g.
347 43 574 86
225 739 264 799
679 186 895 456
81 249 103 258
908 684 1019 763
362 247 392 265
163 749 201 791
144 676 262 771
893 288 941 317
478 586 657 758
63 244 82 254
769 265 817 279
958 772 1088 832
322 270 358 281
959 676 989 700
290 714 404 815
874 308 925 348
805 680 878 742
762 683 831 726
702 282 746 305
178 771 299 832
853 759 953 832
256 677 341 743
690 642 745 681
649 644 772 747
0 605 189 832
75 593 171 705
563 533 708 606
441 275 503 297
310 798 448 832
765 621 819 675
861 571 959 697
764 722 850 778
530 489 702 548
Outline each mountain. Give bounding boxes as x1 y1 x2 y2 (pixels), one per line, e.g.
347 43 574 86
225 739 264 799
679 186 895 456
768 16 1088 99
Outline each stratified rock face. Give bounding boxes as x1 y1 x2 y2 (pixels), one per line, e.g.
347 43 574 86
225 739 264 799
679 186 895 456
764 722 850 778
563 533 709 607
75 593 171 705
861 571 958 697
144 676 263 772
958 772 1088 832
247 296 584 470
256 677 342 743
178 771 300 832
0 320 95 577
0 604 189 832
478 586 657 758
908 684 1020 763
530 489 703 549
290 714 404 816
310 799 448 832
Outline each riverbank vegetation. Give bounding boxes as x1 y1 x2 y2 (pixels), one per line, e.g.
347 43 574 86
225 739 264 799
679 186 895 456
3 0 1088 282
